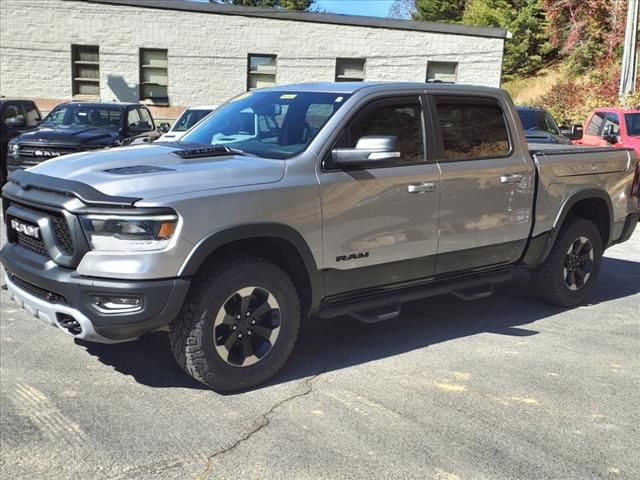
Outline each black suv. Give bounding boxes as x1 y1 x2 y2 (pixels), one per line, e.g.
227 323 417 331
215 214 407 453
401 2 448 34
1 99 42 183
7 102 159 176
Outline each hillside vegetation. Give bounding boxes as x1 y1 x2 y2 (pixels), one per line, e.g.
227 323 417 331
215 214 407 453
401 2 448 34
390 0 639 123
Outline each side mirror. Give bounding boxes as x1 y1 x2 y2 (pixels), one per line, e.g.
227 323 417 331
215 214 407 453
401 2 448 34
331 136 400 167
560 124 583 141
158 122 171 133
601 124 619 144
5 116 26 128
127 121 154 134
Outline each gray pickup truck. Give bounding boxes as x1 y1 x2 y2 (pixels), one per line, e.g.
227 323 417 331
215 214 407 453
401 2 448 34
2 83 639 392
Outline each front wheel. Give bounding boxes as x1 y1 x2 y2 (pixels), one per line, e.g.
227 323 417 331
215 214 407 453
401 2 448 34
531 218 603 307
169 256 301 392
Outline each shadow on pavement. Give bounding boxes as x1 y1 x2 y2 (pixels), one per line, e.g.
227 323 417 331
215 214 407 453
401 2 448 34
78 256 640 392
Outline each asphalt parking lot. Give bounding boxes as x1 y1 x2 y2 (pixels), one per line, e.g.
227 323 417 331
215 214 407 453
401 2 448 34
1 231 638 480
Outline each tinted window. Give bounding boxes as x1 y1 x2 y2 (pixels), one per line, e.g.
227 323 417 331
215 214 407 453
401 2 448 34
138 108 154 129
182 91 350 159
518 109 559 135
173 109 213 132
435 97 510 160
585 112 606 136
126 108 141 126
603 112 620 135
23 102 41 126
42 104 122 130
1 103 23 123
625 113 640 136
338 97 424 165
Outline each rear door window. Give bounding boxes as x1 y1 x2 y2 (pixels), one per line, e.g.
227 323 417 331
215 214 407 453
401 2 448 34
22 102 41 126
585 112 606 136
433 96 510 160
1 103 24 124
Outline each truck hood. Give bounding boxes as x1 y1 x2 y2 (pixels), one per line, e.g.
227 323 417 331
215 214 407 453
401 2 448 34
17 125 120 147
28 143 286 200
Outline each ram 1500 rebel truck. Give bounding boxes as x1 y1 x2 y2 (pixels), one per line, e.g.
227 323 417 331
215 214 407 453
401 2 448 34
2 83 639 392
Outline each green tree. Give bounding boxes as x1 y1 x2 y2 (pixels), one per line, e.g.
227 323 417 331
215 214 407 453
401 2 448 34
212 0 314 10
413 0 468 23
462 0 552 80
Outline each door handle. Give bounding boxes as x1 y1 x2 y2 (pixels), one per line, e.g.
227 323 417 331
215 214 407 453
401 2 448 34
407 182 436 194
500 174 523 184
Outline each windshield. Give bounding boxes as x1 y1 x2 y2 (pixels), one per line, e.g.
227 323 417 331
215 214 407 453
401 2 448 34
172 108 215 132
181 91 351 159
518 109 560 135
42 104 122 130
625 113 640 136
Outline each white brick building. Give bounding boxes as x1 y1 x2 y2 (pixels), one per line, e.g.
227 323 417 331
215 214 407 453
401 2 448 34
0 0 507 120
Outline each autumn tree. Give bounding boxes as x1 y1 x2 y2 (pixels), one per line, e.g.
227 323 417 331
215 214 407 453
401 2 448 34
463 0 552 80
211 0 315 10
413 0 468 23
542 0 627 74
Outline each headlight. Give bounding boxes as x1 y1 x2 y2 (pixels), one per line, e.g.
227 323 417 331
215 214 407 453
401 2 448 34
80 214 178 252
8 141 19 156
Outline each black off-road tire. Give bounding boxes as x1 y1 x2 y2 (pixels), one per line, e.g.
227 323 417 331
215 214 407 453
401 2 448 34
169 255 301 393
531 217 603 307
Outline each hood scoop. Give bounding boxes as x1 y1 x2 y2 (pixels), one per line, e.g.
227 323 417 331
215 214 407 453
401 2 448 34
173 146 238 159
104 165 176 175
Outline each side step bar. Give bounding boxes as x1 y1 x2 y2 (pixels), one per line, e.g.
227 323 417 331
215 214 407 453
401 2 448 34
318 269 512 320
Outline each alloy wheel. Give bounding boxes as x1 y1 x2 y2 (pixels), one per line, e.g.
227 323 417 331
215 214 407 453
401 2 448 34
563 236 594 291
213 287 281 367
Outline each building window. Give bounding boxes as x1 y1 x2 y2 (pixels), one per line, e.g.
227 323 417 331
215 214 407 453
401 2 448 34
247 54 277 90
335 58 366 82
426 61 458 83
140 49 169 104
72 45 100 97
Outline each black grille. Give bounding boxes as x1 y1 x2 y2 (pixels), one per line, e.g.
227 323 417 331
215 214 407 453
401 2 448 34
18 145 78 159
7 203 75 258
51 216 74 255
15 231 49 257
9 274 68 305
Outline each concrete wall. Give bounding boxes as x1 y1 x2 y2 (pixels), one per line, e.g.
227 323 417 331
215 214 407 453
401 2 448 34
0 0 505 120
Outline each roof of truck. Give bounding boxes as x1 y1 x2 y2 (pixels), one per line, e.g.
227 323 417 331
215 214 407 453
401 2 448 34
259 81 505 95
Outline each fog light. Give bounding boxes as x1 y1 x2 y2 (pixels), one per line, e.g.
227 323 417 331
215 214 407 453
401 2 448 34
90 295 142 313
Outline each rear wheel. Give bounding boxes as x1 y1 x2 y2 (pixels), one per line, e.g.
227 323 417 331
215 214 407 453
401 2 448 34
169 256 301 392
531 218 603 307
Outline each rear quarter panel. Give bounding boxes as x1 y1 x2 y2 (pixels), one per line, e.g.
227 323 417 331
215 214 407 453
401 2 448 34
532 146 637 238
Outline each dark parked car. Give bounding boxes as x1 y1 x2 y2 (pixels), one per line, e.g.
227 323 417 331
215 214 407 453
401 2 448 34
1 98 42 182
517 106 572 144
6 102 159 176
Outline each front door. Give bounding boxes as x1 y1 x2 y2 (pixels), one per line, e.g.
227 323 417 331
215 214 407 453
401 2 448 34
430 94 535 274
318 95 441 296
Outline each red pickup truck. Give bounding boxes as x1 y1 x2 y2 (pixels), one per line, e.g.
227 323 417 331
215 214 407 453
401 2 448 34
576 107 640 155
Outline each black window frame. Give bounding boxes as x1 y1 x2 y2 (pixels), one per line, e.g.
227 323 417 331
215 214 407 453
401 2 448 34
335 58 366 82
139 48 169 105
247 53 277 91
71 44 100 98
426 61 458 84
428 94 514 163
322 94 429 171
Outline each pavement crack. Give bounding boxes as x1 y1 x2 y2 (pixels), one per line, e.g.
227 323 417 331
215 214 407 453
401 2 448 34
197 374 320 480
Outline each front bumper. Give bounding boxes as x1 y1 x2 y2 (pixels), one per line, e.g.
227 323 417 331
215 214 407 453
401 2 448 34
1 243 190 343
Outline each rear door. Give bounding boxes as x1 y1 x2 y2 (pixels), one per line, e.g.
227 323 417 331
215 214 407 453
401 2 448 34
318 94 441 296
430 94 535 275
